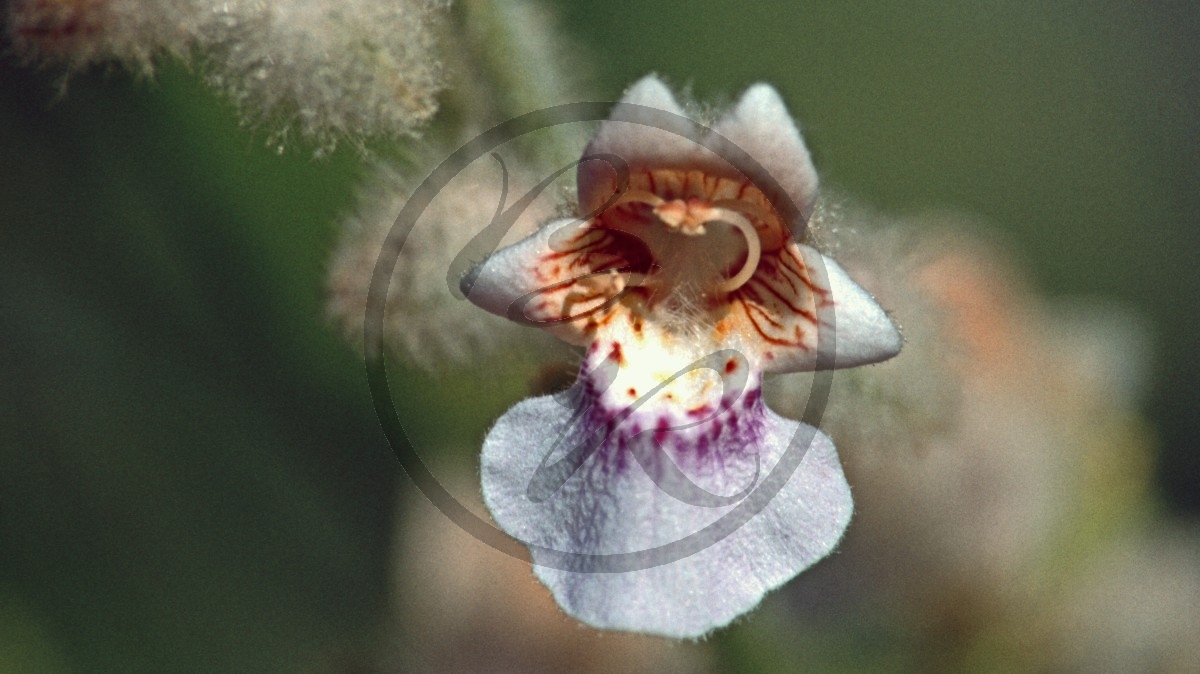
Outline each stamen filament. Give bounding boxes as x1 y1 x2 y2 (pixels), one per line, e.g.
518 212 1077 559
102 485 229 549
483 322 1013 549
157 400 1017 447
608 191 761 294
712 208 761 293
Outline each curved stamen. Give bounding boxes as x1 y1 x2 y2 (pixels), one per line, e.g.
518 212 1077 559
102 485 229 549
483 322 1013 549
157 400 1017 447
711 208 762 293
610 191 762 294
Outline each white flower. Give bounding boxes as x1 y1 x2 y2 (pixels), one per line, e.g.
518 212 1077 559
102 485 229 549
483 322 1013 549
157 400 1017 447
463 76 902 638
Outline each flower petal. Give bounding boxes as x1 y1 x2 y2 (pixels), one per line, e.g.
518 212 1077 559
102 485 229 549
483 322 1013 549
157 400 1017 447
730 242 902 372
578 76 706 217
581 76 692 164
712 83 819 222
463 218 642 345
579 79 821 238
810 248 904 368
480 384 853 638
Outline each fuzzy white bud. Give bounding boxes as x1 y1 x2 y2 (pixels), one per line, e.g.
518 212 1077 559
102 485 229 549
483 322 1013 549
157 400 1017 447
7 0 449 152
326 155 558 368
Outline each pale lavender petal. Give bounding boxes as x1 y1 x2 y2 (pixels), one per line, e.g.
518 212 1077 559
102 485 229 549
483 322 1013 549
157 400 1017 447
578 75 709 216
734 241 901 373
767 245 901 372
579 79 820 241
712 83 819 220
811 249 904 368
462 218 638 345
480 378 853 638
462 218 574 319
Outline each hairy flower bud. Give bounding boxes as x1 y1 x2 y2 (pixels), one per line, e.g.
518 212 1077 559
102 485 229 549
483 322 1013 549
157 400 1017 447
326 155 556 368
199 0 448 154
7 0 449 152
7 0 195 75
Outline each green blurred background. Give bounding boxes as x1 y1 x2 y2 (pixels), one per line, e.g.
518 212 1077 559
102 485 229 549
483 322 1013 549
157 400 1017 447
1 1 1197 671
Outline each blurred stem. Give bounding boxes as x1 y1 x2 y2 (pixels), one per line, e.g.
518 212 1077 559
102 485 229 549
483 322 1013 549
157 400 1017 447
448 0 583 166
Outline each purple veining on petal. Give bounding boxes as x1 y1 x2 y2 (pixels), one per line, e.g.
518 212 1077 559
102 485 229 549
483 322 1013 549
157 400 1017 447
480 378 853 636
556 358 767 485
